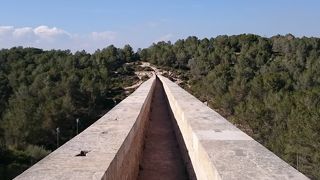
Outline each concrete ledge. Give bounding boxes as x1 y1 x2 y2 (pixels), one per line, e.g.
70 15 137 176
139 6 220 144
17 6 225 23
158 75 309 180
14 75 156 180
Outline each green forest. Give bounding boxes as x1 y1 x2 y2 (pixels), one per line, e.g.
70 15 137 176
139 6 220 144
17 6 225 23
140 34 320 179
0 45 138 179
0 34 320 179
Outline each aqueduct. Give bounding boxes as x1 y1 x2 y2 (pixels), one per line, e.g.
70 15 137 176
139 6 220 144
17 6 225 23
15 75 308 180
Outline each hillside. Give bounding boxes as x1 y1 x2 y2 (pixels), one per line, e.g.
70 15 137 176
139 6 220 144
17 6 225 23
0 45 139 179
1 34 320 179
140 34 320 179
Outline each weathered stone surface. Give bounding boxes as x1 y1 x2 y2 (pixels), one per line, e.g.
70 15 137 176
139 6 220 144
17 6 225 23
158 75 309 180
14 76 156 180
15 75 309 180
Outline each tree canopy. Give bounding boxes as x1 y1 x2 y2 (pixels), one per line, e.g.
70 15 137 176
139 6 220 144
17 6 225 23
1 34 320 179
141 34 320 179
0 45 137 179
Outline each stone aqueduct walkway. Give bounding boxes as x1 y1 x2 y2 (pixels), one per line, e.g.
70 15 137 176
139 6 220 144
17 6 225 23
137 79 189 180
14 75 309 180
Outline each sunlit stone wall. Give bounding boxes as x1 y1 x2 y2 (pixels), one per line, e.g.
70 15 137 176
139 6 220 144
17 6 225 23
159 75 308 180
15 75 308 180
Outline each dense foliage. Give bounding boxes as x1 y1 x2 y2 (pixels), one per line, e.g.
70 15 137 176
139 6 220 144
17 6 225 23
1 34 319 179
140 34 320 179
0 45 138 179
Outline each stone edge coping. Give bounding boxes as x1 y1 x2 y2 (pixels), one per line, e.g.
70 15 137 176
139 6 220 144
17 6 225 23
14 75 156 180
158 75 309 180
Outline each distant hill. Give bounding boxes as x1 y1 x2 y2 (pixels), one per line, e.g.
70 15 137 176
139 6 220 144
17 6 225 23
140 34 320 179
1 34 320 179
0 45 139 179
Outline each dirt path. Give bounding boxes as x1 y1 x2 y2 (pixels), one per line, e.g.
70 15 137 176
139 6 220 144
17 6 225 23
124 62 185 93
137 79 189 180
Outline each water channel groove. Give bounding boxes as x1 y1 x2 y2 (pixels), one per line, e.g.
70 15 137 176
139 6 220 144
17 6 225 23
137 78 194 180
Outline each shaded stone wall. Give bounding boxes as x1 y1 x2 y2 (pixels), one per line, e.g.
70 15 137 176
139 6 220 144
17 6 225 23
14 76 156 180
15 75 309 180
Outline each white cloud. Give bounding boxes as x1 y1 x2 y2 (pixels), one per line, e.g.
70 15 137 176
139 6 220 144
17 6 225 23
0 25 119 52
33 25 69 39
154 33 173 42
13 27 33 38
0 25 69 40
91 31 117 41
0 26 14 36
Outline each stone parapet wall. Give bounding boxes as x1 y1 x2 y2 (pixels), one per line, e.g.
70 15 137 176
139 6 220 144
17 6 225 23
14 75 309 180
14 76 156 180
158 75 309 180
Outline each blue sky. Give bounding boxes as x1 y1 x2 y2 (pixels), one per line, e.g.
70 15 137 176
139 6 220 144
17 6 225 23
0 0 319 52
